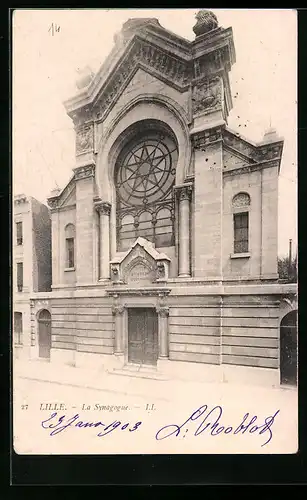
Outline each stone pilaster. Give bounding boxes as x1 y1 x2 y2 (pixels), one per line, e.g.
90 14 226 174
94 200 111 280
156 306 169 358
261 164 279 278
176 184 193 277
74 164 96 285
192 126 223 279
112 305 125 354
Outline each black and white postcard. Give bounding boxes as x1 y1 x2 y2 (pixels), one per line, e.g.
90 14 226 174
12 9 298 455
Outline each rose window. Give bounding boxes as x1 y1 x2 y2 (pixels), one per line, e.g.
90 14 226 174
115 130 178 251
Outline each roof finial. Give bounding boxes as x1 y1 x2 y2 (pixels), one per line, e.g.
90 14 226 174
75 65 94 90
193 9 219 37
263 118 279 143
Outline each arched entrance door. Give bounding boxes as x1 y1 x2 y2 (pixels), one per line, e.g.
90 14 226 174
280 310 298 386
38 309 51 359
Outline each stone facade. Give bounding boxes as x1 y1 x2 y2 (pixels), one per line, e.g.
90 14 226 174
13 195 52 359
28 12 297 387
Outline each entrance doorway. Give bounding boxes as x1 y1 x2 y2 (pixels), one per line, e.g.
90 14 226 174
280 310 298 386
38 309 51 359
128 308 158 366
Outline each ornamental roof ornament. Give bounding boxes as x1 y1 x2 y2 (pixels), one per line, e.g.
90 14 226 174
193 9 219 37
262 127 280 144
75 65 95 90
14 194 28 205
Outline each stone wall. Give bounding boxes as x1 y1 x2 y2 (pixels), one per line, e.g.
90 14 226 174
168 296 221 364
261 165 279 277
31 198 52 292
75 176 95 285
51 207 76 287
223 170 262 279
193 141 223 279
13 200 33 293
221 297 279 369
46 291 281 372
51 296 114 355
13 298 31 359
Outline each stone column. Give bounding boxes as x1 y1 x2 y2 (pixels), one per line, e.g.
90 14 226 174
95 201 111 280
112 305 124 354
178 185 192 277
156 306 169 358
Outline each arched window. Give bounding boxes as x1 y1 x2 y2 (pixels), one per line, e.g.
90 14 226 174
115 126 178 251
232 193 251 254
65 224 75 269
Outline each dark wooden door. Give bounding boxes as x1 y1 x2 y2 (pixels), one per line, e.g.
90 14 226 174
38 310 51 359
280 311 297 386
128 308 158 366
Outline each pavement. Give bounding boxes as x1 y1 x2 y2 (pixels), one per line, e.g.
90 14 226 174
13 357 298 404
14 358 173 401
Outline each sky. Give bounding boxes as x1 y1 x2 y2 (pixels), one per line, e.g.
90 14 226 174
13 9 297 257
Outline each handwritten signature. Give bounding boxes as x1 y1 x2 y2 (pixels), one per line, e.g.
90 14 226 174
41 405 280 447
41 412 142 437
155 405 280 447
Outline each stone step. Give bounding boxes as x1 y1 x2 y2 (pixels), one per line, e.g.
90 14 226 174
116 363 158 372
111 367 168 381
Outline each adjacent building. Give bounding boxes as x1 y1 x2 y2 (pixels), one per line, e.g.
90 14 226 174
28 11 297 386
13 194 52 359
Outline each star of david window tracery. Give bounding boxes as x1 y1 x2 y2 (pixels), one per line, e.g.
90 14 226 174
115 131 178 251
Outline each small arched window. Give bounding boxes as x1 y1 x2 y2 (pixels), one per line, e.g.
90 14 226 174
65 224 75 269
232 193 251 254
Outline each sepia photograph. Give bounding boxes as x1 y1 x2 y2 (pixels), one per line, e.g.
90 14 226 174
12 8 298 455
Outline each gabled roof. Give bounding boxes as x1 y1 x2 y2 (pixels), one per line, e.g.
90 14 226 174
110 237 171 265
222 126 284 174
47 174 75 210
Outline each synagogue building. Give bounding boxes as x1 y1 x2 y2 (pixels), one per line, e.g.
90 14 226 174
29 11 297 386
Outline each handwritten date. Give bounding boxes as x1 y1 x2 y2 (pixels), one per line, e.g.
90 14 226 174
42 412 142 437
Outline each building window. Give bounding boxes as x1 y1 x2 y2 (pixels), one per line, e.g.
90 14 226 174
65 224 75 269
115 124 178 251
232 192 251 255
233 212 249 253
14 312 23 345
16 221 23 245
66 238 74 268
17 262 23 292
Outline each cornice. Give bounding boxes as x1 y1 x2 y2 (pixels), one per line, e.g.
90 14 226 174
92 62 191 124
49 204 76 214
223 159 281 178
191 124 224 149
106 287 171 297
134 27 192 60
192 26 236 65
63 25 235 127
223 143 257 164
222 128 284 168
64 33 192 117
74 164 95 181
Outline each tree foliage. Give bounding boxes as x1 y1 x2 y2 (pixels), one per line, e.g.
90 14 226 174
278 255 297 282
